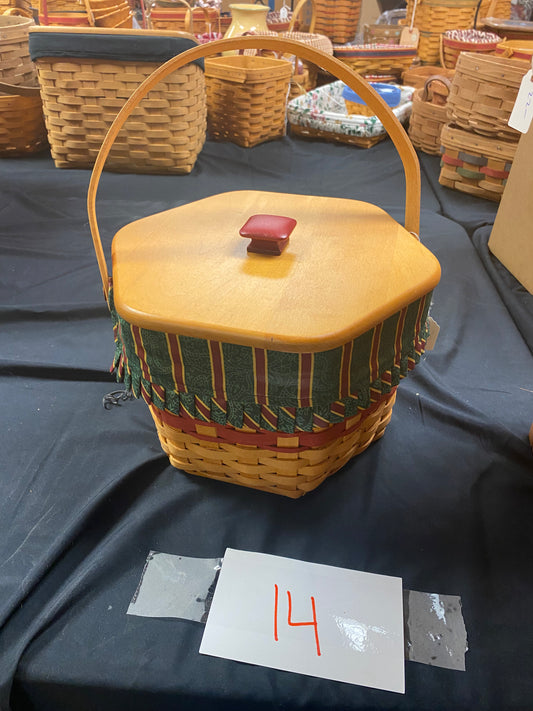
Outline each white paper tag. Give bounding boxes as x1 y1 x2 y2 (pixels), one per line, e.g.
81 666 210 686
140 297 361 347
508 68 533 134
279 4 289 21
425 316 440 351
200 548 405 694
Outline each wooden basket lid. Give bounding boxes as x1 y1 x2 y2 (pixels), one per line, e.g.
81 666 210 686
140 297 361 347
111 190 440 353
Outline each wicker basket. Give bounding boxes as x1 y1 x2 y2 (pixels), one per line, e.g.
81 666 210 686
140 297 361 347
313 0 362 44
38 0 91 26
149 0 218 33
439 123 517 200
446 51 530 142
0 80 47 155
363 23 403 45
402 63 455 88
333 43 417 81
495 38 533 60
30 28 206 172
440 29 501 69
476 0 511 25
405 0 479 63
408 75 451 154
0 0 32 17
0 15 36 86
87 36 440 498
204 54 292 147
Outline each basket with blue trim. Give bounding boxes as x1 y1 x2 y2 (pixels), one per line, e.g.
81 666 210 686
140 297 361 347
88 36 441 497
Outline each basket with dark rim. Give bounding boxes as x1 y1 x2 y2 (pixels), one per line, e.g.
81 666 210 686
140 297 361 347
29 26 206 173
87 36 441 498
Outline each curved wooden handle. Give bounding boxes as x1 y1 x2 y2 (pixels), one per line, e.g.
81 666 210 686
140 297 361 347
87 35 421 299
288 0 316 33
421 74 452 101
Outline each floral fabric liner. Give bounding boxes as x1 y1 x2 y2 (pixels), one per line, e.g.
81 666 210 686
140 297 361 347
287 80 414 140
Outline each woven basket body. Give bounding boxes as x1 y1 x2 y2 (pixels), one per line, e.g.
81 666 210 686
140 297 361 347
446 52 529 141
408 76 451 154
334 44 417 81
313 0 362 44
150 5 219 32
0 16 36 85
405 0 479 63
363 23 402 45
439 123 517 200
35 58 205 172
441 31 501 69
0 91 47 155
205 54 292 147
38 0 91 25
477 0 511 24
0 0 32 16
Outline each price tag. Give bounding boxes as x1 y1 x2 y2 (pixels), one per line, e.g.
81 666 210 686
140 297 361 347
508 68 533 134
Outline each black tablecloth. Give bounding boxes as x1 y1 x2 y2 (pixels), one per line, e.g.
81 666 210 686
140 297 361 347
1 135 532 711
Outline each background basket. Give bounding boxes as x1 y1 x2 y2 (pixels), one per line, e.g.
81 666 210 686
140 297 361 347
405 0 479 63
439 123 517 200
313 0 362 44
0 81 47 156
204 54 292 147
0 0 32 16
446 51 529 141
363 23 403 45
0 15 36 86
476 0 511 25
408 75 451 154
38 0 91 26
440 29 501 69
333 44 417 81
402 63 455 88
149 0 218 33
30 29 206 172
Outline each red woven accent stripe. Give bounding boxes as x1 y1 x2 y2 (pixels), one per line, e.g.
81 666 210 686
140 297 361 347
442 154 463 167
481 165 509 179
151 389 397 452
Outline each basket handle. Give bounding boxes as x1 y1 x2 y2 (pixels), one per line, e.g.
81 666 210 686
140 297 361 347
421 74 452 101
288 0 316 33
87 35 421 300
0 80 41 96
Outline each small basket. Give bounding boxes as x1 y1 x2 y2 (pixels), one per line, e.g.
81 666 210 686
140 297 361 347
333 43 417 81
38 0 91 26
313 0 362 44
0 80 47 156
287 80 413 148
149 0 219 33
0 0 32 17
0 15 37 86
408 75 451 154
29 28 206 172
495 38 533 61
204 54 292 147
446 51 530 142
439 123 517 201
440 30 501 69
476 0 511 26
363 23 403 45
402 63 455 88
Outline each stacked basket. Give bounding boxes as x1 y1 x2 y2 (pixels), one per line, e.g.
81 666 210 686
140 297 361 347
439 52 529 200
0 15 47 157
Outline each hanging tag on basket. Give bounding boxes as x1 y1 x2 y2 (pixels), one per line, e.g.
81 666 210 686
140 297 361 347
508 68 533 134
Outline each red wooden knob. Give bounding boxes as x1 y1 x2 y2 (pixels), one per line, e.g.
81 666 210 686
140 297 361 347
239 214 297 255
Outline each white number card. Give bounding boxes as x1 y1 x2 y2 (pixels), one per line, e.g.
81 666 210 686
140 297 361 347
199 548 405 694
508 68 533 134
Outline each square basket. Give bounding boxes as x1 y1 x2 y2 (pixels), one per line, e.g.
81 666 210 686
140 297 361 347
28 27 206 173
88 36 441 498
204 54 292 148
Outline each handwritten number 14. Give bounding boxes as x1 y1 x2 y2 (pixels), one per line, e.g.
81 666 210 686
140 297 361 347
274 584 321 656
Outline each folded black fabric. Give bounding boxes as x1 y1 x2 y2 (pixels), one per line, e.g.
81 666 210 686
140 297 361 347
29 31 204 69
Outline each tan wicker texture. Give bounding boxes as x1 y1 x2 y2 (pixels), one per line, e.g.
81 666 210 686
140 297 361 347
313 0 362 44
35 58 206 171
38 0 91 25
446 52 529 142
289 121 391 148
439 123 517 201
0 83 47 156
0 15 36 86
150 391 396 498
477 0 511 24
440 30 500 69
408 75 451 154
335 49 416 81
363 23 402 45
204 54 292 147
0 0 32 16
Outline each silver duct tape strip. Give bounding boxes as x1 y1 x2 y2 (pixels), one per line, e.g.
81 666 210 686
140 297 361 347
127 552 468 671
127 551 222 623
403 589 468 671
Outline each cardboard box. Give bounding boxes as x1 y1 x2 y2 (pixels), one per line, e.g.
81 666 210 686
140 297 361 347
488 122 533 295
